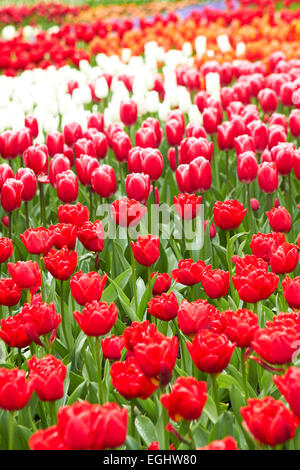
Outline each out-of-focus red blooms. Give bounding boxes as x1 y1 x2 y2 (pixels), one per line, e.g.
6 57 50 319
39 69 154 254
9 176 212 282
28 355 67 402
0 237 13 263
0 368 33 411
252 324 300 365
63 122 82 146
17 128 32 155
261 148 272 163
29 401 128 450
234 134 255 156
187 329 235 374
257 162 278 193
251 198 260 211
111 131 132 162
173 193 202 220
281 82 296 107
75 154 99 187
274 367 300 419
161 376 207 422
90 165 116 200
186 123 206 139
23 144 48 176
180 137 213 164
294 150 300 180
282 275 300 310
57 202 89 227
77 220 104 252
43 246 77 281
213 199 246 230
194 90 209 112
237 151 258 183
204 220 217 238
141 117 162 147
147 291 179 322
258 88 278 113
16 168 37 201
167 147 177 171
49 223 77 250
102 335 125 361
201 268 229 299
8 260 41 293
70 271 107 306
135 125 157 148
1 178 23 212
172 259 209 286
270 242 299 274
87 113 104 132
125 173 150 204
198 436 238 450
74 300 117 337
165 118 184 146
240 397 298 447
20 227 52 255
131 235 160 267
63 144 74 166
269 113 287 132
111 356 157 400
120 100 138 127
151 272 171 295
25 115 38 139
56 170 78 203
0 131 19 160
266 206 292 233
223 309 259 348
289 109 300 137
202 107 220 135
177 299 225 337
91 132 108 160
0 163 14 191
217 122 235 151
140 148 163 181
271 143 295 175
175 164 191 193
250 232 285 263
112 198 146 227
74 138 96 160
0 278 22 307
233 268 278 303
247 120 268 151
133 330 178 386
46 131 64 157
48 154 71 187
268 124 287 149
189 156 212 193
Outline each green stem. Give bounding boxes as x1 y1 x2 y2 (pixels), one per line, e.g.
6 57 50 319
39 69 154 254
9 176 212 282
246 184 252 234
37 256 45 301
49 401 57 426
211 373 220 416
89 188 94 221
148 266 152 305
95 336 103 405
160 389 169 450
39 182 46 226
60 280 71 350
8 212 12 240
8 411 14 451
226 230 233 294
241 348 249 402
24 201 29 229
128 232 138 315
119 162 125 196
225 150 229 183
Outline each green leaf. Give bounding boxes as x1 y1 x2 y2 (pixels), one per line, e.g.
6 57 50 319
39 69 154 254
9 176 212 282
135 415 159 446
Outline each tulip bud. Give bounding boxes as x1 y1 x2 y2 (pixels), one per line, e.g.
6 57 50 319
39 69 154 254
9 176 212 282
189 156 212 192
23 144 48 176
49 154 71 187
91 165 117 199
63 122 82 146
1 178 23 212
125 173 150 204
56 170 78 203
237 151 258 183
46 132 64 157
16 168 37 202
25 115 39 139
258 88 277 113
257 162 278 193
120 100 138 127
75 155 99 187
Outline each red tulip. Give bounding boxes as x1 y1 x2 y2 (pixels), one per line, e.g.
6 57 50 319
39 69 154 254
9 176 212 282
20 227 53 255
0 237 13 263
28 355 67 402
201 268 229 299
16 168 37 201
0 278 22 307
56 170 78 203
223 309 259 348
274 367 300 419
70 271 107 305
266 206 291 233
120 100 138 126
1 178 23 212
48 154 71 187
111 198 146 227
161 376 207 421
8 260 41 293
43 247 77 281
91 165 116 198
147 291 179 321
177 299 225 337
74 300 117 336
172 259 209 286
131 235 160 266
101 335 125 361
57 202 89 227
0 368 33 410
63 122 82 146
173 193 202 219
282 275 300 310
46 131 64 157
213 199 246 230
110 356 157 399
240 397 298 447
23 144 48 176
125 173 150 204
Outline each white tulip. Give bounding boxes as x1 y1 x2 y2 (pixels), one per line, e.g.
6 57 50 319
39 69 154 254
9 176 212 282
95 77 109 99
146 91 160 113
188 108 203 125
195 36 207 57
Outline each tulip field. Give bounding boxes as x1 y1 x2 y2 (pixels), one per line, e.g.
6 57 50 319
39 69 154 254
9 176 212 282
3 0 300 453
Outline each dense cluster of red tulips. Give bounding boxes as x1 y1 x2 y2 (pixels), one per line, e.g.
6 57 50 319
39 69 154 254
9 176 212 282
2 0 300 453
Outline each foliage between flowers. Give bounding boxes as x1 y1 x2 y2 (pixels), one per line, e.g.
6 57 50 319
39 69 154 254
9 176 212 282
2 0 300 453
